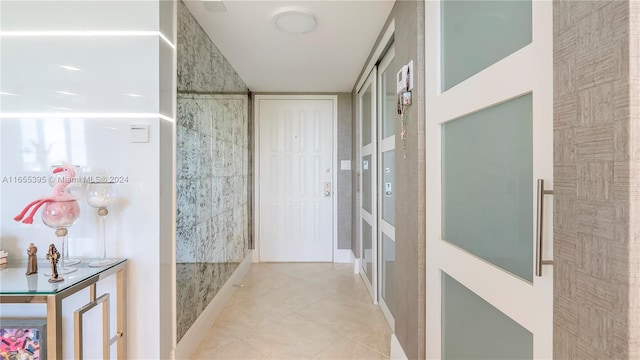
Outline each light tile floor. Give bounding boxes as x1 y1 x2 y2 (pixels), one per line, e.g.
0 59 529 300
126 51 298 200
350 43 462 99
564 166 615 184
191 263 392 360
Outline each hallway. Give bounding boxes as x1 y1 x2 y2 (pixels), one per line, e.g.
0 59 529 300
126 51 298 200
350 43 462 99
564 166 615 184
191 263 392 359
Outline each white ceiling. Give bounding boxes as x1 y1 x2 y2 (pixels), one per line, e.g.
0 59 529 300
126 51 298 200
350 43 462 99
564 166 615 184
183 0 395 93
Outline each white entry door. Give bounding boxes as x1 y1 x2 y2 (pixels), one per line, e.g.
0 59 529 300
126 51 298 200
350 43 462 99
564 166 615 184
256 96 335 262
425 1 552 359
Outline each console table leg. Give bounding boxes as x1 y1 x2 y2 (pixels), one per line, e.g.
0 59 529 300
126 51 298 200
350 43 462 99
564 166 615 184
47 295 63 359
117 266 127 359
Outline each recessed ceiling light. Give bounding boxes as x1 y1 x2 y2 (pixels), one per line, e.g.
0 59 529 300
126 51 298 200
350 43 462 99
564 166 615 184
0 92 17 96
124 93 143 97
273 10 316 34
59 65 83 71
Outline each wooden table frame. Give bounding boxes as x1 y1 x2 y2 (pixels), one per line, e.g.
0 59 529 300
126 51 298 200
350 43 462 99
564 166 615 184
0 261 127 360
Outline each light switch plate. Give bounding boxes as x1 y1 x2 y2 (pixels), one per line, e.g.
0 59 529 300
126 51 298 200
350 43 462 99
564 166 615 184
340 160 351 171
130 124 150 143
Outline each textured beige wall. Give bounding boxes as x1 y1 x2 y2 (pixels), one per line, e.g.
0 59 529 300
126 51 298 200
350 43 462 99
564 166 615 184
554 1 640 358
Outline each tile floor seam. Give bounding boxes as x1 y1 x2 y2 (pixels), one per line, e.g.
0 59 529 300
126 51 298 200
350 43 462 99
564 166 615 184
191 263 391 359
295 311 390 358
235 336 272 360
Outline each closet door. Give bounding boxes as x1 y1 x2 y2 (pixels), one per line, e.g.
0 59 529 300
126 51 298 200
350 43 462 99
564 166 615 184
358 68 377 301
425 1 553 358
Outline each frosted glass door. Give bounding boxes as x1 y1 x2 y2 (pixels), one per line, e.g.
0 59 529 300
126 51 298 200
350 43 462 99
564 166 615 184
425 0 553 359
377 45 396 327
359 69 377 301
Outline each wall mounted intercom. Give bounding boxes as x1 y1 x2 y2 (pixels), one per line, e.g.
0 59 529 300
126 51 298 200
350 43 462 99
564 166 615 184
396 60 414 94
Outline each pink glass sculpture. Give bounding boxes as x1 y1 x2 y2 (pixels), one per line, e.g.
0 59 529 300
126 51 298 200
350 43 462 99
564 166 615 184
42 200 80 274
14 164 81 275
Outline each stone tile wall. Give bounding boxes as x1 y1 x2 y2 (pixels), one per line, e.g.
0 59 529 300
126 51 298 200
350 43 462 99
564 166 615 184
176 0 250 341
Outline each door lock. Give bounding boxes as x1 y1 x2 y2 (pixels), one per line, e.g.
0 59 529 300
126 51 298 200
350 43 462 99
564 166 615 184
385 182 392 197
324 182 332 197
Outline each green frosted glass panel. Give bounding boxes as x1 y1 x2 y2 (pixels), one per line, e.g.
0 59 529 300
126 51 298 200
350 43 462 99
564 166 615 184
381 233 396 312
362 219 373 283
362 154 372 214
382 150 395 226
443 273 533 359
361 84 372 146
441 0 532 90
442 93 533 281
381 58 397 138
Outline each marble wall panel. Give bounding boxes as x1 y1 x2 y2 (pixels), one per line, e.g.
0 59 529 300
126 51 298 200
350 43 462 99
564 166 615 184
176 1 250 342
176 94 249 341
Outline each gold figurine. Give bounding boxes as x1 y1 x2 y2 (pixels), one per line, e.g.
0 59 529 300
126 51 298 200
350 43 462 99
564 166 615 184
25 243 38 275
46 244 63 283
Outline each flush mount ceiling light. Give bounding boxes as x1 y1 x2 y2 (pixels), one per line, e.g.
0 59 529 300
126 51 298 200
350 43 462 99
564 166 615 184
273 10 316 34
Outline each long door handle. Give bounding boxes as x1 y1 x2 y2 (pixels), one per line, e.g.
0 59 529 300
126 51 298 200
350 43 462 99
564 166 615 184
535 179 554 277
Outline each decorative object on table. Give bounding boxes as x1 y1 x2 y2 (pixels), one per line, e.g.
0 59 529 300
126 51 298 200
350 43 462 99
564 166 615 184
85 181 119 267
12 164 80 275
45 244 63 283
13 165 78 224
0 318 46 360
49 164 83 266
0 250 7 265
25 243 38 275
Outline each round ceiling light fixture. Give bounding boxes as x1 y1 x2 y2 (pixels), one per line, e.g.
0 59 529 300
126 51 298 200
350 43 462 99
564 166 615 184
273 10 316 34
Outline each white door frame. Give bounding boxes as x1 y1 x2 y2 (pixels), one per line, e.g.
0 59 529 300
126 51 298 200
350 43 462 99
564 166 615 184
425 1 553 358
253 94 338 263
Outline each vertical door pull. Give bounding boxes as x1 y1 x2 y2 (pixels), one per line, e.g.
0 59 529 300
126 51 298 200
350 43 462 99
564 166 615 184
535 179 554 277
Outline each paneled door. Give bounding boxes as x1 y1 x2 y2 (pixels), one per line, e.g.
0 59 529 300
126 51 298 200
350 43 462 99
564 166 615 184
359 68 377 300
257 97 335 262
425 1 553 358
377 45 396 327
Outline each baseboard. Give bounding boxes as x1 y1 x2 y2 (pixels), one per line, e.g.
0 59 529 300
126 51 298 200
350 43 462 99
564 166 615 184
334 249 353 263
353 258 361 274
173 252 253 360
390 333 408 360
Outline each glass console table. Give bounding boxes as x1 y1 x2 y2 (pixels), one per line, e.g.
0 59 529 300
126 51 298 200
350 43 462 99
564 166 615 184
0 259 127 360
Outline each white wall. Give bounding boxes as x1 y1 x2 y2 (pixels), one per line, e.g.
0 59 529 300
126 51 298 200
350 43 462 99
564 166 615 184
0 1 176 358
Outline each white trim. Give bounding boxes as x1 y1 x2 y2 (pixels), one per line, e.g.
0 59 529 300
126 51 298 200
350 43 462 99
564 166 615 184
170 0 178 356
174 253 252 360
353 258 361 274
355 19 395 93
333 249 353 263
0 30 175 49
390 333 408 360
380 136 395 152
253 95 338 263
0 112 175 122
379 297 395 330
379 220 395 240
